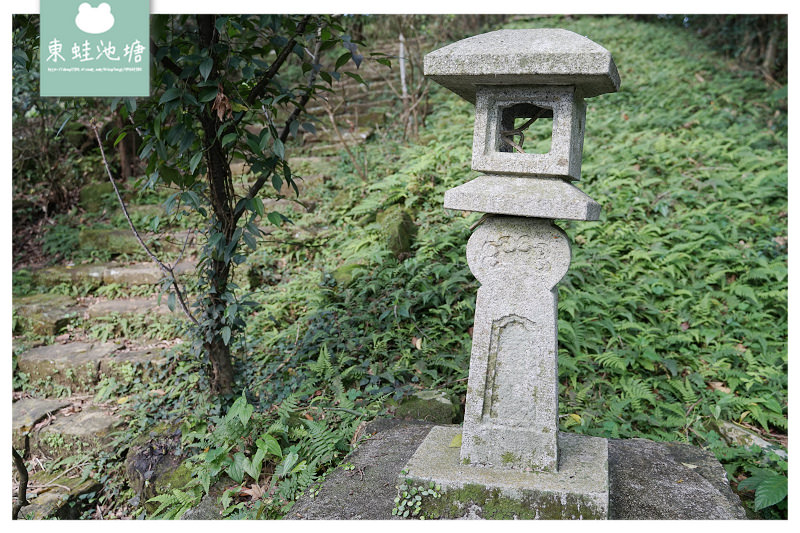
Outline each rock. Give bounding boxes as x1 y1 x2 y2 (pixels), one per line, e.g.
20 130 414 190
98 347 169 382
12 398 71 449
102 261 195 286
79 182 115 211
79 228 141 256
376 205 417 258
182 483 226 520
288 419 748 520
331 262 366 287
13 293 80 336
125 424 189 515
33 406 122 456
444 175 601 221
608 437 747 519
18 470 102 520
289 419 435 519
31 264 106 289
395 390 459 424
714 421 787 459
16 341 121 391
85 297 179 319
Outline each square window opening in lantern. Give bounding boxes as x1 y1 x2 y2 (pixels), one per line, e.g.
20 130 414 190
499 103 554 155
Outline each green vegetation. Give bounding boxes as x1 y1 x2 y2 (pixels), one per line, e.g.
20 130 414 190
12 15 786 519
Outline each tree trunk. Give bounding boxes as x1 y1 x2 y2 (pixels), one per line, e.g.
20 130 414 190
197 14 236 395
208 335 234 395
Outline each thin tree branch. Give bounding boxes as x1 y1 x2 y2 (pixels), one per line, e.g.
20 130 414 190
90 120 200 327
246 15 312 106
12 447 28 520
150 38 184 78
322 98 368 181
234 21 322 225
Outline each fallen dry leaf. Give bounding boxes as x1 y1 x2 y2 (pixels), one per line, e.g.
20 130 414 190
708 381 731 394
411 336 422 350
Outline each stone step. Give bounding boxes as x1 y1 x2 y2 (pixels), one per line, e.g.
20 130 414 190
102 260 195 286
16 341 170 392
17 469 102 520
301 125 376 144
306 98 396 116
16 341 122 390
32 405 123 457
85 296 185 319
12 397 72 449
13 294 81 336
32 260 196 289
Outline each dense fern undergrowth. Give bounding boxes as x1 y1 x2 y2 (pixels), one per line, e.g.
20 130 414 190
16 16 786 518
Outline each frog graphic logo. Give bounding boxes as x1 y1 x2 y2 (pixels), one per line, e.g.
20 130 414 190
75 2 115 34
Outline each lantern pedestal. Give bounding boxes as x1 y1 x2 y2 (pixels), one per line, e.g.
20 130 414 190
401 426 608 520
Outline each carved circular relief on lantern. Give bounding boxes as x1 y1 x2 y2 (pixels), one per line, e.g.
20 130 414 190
467 217 571 289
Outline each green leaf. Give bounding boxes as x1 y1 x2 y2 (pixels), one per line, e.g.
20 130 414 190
335 51 351 70
199 87 218 102
272 138 285 159
159 88 181 104
113 131 128 147
275 452 299 478
266 211 282 226
227 453 246 484
754 474 788 510
167 292 176 312
199 58 213 81
221 133 238 148
256 435 282 458
221 326 232 346
189 151 203 174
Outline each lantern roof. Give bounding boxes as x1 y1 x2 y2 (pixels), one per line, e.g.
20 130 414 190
424 29 620 103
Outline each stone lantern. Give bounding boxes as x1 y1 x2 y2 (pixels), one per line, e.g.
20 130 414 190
400 29 619 519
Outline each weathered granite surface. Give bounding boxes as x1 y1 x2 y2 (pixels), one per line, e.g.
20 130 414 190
424 29 620 103
608 438 747 520
460 216 571 471
289 418 748 520
444 175 600 220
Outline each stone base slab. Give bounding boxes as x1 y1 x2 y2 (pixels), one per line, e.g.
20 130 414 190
402 426 608 519
288 418 747 520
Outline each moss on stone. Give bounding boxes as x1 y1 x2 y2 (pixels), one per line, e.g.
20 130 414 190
376 205 417 259
13 293 77 336
79 182 115 211
19 470 101 520
417 482 602 520
32 264 106 290
79 228 141 256
395 390 459 424
332 262 366 287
